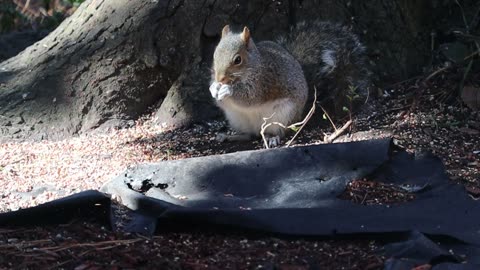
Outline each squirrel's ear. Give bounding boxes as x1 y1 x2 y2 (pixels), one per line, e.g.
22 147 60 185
241 26 251 44
221 25 231 38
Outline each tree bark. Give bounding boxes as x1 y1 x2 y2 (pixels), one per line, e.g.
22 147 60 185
0 0 477 141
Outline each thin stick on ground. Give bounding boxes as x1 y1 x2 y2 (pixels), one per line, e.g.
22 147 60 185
423 65 450 84
42 238 144 252
324 120 353 143
463 49 480 61
260 87 317 149
319 105 337 131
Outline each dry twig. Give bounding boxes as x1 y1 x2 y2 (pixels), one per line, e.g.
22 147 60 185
42 238 143 252
319 105 337 131
323 120 353 143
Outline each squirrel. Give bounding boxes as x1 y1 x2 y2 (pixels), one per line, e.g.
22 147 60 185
209 21 371 147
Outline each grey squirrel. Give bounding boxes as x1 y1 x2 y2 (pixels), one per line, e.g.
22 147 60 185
209 21 371 146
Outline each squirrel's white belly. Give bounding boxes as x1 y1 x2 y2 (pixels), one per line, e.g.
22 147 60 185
219 98 297 136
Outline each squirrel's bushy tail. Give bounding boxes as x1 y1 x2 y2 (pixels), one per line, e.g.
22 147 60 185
277 21 372 114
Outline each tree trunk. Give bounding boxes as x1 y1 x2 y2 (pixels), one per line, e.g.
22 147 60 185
0 0 477 141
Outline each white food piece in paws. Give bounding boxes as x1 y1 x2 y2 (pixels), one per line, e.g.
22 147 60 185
217 84 233 101
209 82 221 99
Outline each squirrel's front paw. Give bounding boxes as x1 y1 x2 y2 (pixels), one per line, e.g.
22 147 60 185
209 82 221 99
217 84 233 101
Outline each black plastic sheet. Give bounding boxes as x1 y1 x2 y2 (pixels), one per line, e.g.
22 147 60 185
1 138 479 269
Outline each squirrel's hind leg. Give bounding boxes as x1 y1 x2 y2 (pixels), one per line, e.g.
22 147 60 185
266 135 281 148
215 132 282 148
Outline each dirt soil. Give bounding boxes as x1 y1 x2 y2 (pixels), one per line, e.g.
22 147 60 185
0 70 479 269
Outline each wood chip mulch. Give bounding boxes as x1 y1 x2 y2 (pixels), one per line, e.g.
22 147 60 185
338 179 416 206
0 221 383 269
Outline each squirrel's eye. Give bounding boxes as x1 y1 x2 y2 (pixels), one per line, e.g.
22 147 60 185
233 55 242 65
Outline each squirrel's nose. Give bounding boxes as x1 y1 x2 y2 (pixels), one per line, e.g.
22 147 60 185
217 75 230 84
